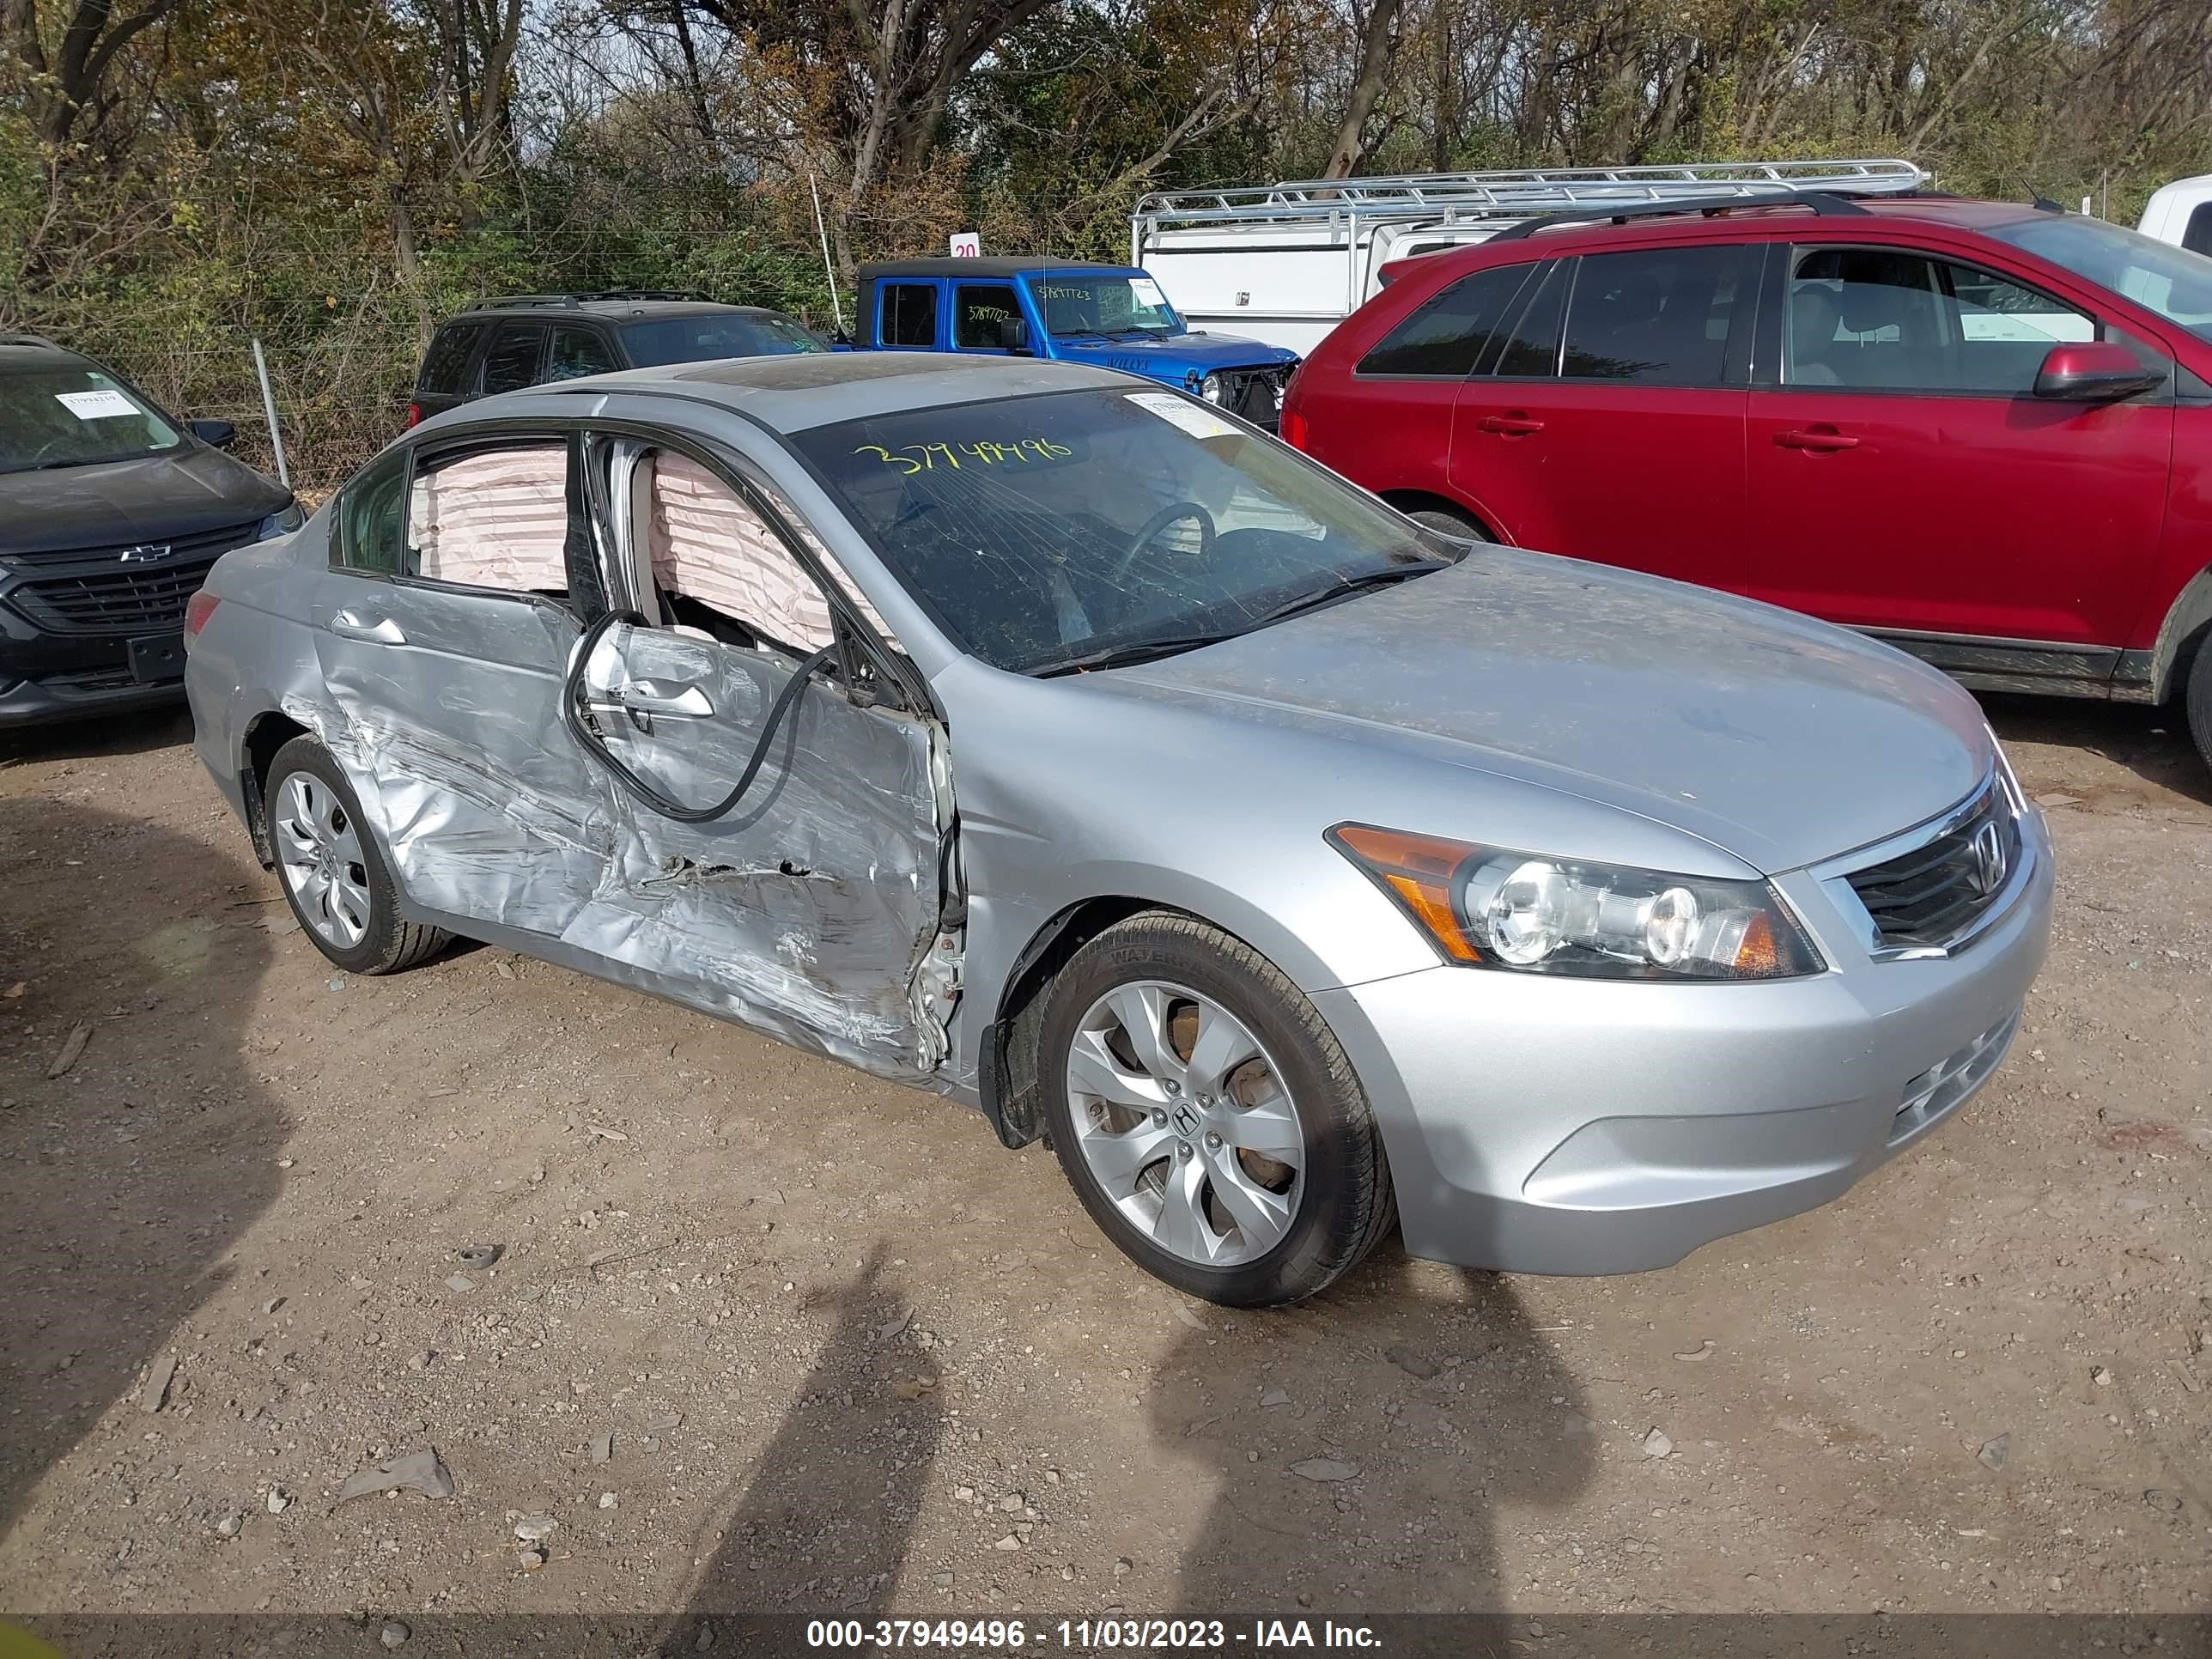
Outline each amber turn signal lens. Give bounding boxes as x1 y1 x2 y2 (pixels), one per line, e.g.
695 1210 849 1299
1329 823 1484 962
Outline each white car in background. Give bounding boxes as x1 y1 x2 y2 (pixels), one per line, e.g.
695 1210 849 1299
2139 175 2212 258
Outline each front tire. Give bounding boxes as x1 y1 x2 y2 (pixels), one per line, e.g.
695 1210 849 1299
1038 911 1395 1307
1404 505 1491 542
265 736 449 975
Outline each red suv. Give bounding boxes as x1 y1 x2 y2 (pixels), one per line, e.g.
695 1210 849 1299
1282 193 2212 769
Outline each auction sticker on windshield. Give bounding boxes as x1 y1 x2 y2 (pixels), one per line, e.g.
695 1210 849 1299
55 389 139 420
1129 276 1169 308
1126 391 1237 440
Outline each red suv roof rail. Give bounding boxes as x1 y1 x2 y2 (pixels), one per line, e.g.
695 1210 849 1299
1482 190 1875 244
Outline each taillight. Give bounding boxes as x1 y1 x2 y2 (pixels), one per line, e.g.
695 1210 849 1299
184 590 221 641
404 402 423 428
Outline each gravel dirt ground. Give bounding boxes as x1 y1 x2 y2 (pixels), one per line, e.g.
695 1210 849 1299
0 694 2207 1635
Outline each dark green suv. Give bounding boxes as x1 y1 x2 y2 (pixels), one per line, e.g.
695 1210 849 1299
406 291 829 428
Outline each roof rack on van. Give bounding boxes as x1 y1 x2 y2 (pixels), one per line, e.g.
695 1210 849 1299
1133 159 1928 234
480 289 714 309
1483 189 1873 242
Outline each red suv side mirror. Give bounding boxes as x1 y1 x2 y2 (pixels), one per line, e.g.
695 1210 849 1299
2033 341 2165 402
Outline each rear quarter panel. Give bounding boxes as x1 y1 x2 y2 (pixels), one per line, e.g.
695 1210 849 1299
185 517 334 821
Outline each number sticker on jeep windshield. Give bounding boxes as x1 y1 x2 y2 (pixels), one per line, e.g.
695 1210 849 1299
854 438 1075 474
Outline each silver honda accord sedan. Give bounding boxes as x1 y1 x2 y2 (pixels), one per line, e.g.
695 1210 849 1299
183 354 2052 1305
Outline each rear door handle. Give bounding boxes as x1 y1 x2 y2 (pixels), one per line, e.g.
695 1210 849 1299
330 609 406 645
1774 427 1860 453
617 678 714 718
1478 414 1547 436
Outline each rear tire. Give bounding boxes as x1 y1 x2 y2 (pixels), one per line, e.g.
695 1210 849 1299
265 736 449 976
1404 505 1491 543
2188 639 2212 778
1038 910 1395 1307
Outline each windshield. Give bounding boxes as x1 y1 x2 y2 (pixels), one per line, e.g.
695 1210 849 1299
0 365 183 474
1029 275 1182 339
1985 215 2212 343
620 313 828 367
791 387 1457 674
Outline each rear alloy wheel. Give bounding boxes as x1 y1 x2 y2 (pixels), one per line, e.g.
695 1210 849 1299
2188 639 2212 777
265 736 449 975
1040 911 1395 1306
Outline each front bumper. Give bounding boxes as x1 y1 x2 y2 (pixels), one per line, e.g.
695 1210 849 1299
0 627 188 729
1315 804 2054 1275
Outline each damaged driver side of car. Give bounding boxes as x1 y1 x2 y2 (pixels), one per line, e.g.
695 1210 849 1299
274 416 961 1084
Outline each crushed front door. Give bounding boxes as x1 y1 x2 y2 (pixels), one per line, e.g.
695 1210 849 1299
559 441 952 1083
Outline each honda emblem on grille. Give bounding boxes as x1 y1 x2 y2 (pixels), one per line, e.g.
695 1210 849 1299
1969 819 2008 896
116 543 173 564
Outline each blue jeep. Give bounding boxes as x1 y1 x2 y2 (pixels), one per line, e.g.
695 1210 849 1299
853 258 1300 429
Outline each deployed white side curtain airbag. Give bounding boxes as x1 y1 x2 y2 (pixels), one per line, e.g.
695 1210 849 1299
647 453 893 647
409 446 570 592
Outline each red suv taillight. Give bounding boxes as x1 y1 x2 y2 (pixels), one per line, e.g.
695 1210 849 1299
404 401 423 428
1279 371 1309 450
184 590 221 642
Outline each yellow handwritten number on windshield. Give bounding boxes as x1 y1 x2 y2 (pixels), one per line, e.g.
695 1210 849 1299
856 439 1073 472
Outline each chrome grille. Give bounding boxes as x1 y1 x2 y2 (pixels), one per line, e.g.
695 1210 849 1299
1 518 259 571
1844 782 2020 950
9 557 218 635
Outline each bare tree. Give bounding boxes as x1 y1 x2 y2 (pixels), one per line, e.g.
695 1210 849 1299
1322 0 1402 176
3 0 183 152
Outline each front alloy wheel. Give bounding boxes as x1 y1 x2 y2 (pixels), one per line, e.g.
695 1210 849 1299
1040 911 1395 1306
1066 981 1305 1267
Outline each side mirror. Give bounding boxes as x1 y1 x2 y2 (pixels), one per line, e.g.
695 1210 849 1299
190 417 238 449
997 317 1030 354
2033 341 2164 402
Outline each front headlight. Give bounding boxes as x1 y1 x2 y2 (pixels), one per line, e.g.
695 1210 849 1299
1199 373 1226 404
1328 823 1823 981
257 501 306 540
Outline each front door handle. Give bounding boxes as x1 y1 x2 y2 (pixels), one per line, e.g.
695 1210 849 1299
1478 413 1547 436
617 678 714 718
330 609 406 644
1774 426 1860 453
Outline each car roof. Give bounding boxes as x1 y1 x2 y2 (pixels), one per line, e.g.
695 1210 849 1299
1450 194 2049 263
430 352 1136 437
858 258 1133 281
444 299 795 324
0 334 88 371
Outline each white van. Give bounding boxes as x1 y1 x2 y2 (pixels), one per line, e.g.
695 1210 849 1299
1132 160 1929 355
2138 176 2212 258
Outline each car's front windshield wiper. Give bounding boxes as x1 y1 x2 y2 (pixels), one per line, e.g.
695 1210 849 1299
0 454 131 475
1030 631 1240 678
1028 559 1454 679
1232 558 1455 631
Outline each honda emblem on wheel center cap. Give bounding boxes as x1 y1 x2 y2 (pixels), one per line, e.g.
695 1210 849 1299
1170 1102 1201 1138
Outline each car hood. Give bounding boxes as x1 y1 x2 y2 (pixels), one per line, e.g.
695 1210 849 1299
1109 548 1993 874
0 446 289 556
1050 331 1300 380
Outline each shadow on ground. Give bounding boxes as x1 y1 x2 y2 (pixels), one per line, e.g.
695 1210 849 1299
659 1245 942 1649
0 794 283 1543
0 706 196 769
1977 690 2209 806
1154 1256 1594 1617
